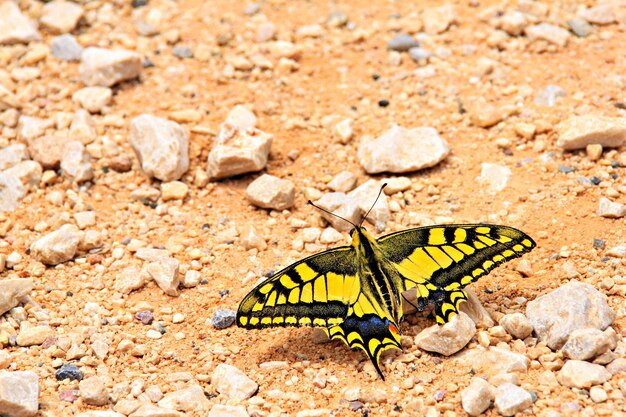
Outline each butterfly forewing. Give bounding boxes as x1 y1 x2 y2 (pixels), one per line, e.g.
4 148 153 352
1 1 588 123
378 224 536 323
237 247 360 328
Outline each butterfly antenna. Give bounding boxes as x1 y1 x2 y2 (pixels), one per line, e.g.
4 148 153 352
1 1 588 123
359 183 387 227
307 200 357 228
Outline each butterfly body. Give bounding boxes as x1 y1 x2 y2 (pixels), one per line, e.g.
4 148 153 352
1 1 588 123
237 223 535 379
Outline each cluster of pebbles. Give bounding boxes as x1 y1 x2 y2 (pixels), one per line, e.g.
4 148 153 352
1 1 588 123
0 0 626 416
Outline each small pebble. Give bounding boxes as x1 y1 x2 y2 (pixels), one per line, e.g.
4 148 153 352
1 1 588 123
55 364 83 381
213 309 236 329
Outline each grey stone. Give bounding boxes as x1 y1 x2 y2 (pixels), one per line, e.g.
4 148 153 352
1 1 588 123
30 224 82 265
414 312 476 356
79 376 109 406
61 141 93 183
0 2 41 45
534 85 566 107
157 385 209 413
0 279 33 316
79 47 142 87
55 364 82 381
146 257 180 297
557 360 611 388
562 328 613 361
51 34 83 61
457 347 529 376
358 125 450 174
499 313 533 340
130 114 189 181
0 144 29 170
172 45 193 59
494 383 533 416
207 126 272 180
40 0 84 34
461 377 495 416
0 171 26 212
212 309 236 329
557 115 626 150
567 18 593 37
525 23 570 47
0 371 39 417
526 280 615 349
245 174 295 210
387 34 419 52
211 364 258 400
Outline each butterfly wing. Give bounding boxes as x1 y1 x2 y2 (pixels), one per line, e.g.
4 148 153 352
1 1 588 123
378 224 536 324
237 246 360 329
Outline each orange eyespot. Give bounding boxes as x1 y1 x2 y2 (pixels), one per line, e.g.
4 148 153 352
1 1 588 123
388 322 399 335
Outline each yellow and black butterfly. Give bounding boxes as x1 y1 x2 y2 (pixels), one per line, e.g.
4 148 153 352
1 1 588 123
237 185 535 379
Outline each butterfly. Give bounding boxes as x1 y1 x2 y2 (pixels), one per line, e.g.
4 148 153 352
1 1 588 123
237 185 536 379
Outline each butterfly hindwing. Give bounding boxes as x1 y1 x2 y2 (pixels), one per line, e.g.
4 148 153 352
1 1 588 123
378 224 536 323
237 247 360 328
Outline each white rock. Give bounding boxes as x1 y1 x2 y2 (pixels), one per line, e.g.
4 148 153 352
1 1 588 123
461 377 495 416
423 4 456 34
498 11 527 36
382 177 412 194
320 227 344 244
224 105 256 131
526 280 615 349
479 163 511 193
114 267 147 294
578 5 619 25
414 312 476 356
157 385 209 413
589 386 608 403
358 125 450 174
0 351 10 369
494 383 533 416
211 364 258 400
349 179 390 232
557 115 626 150
130 114 189 182
499 313 533 339
40 0 84 34
0 171 26 213
146 257 180 297
161 181 189 201
459 288 495 328
456 347 529 376
207 126 273 180
557 360 611 388
335 118 354 143
69 109 97 144
72 86 112 113
0 371 39 417
208 405 248 417
525 23 570 47
61 141 93 183
51 34 83 61
0 2 41 45
74 211 96 229
79 47 142 87
245 174 295 210
0 144 29 170
79 376 109 406
0 279 34 316
30 224 81 265
129 404 184 417
561 328 613 360
314 192 361 232
607 243 626 257
4 161 43 187
328 171 357 192
16 326 53 347
597 197 626 218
